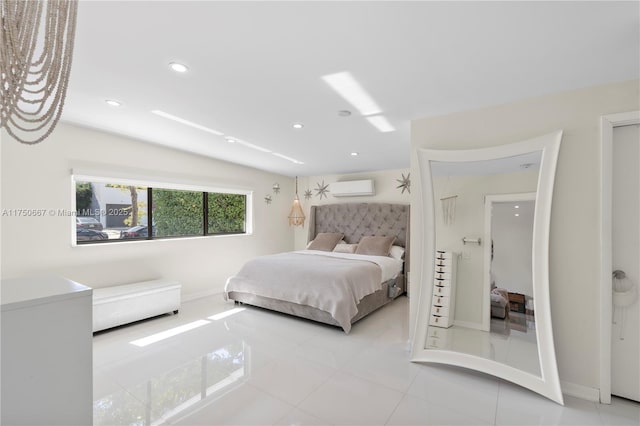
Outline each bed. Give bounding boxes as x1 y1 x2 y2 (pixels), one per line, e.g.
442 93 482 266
224 203 410 333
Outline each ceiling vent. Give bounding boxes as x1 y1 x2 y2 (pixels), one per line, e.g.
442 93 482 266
330 180 375 197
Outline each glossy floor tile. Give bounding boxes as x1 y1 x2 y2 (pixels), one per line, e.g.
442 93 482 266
93 294 639 425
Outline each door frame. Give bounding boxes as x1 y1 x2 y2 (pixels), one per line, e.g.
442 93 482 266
599 110 640 404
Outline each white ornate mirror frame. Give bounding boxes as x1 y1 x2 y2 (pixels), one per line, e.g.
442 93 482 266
411 131 564 405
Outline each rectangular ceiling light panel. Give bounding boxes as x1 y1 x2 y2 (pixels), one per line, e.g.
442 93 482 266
322 71 381 116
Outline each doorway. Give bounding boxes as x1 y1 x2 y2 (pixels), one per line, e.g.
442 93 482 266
611 123 639 402
600 111 640 404
482 192 536 333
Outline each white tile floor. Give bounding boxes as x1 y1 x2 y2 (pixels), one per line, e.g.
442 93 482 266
93 295 639 426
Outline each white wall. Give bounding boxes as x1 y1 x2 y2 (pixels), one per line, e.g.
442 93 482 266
1 123 295 298
432 171 538 325
411 79 640 393
293 169 411 250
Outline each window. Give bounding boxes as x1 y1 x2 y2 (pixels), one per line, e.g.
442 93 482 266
208 192 246 234
73 180 249 244
153 189 203 238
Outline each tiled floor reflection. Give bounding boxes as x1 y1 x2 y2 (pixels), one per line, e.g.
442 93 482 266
94 295 639 425
426 311 540 376
96 343 247 425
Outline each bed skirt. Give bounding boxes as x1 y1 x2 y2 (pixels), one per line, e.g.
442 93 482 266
227 274 405 330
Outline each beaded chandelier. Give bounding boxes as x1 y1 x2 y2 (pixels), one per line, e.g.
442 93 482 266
0 0 78 144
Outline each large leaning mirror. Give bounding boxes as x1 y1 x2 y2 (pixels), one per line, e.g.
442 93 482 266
411 131 564 405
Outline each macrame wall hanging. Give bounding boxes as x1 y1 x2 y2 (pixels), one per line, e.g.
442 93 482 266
440 195 458 227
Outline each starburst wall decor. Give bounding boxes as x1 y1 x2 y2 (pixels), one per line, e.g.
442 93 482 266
315 180 330 199
396 173 411 194
304 189 313 200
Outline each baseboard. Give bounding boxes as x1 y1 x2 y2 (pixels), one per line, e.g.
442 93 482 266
561 380 600 402
182 288 223 302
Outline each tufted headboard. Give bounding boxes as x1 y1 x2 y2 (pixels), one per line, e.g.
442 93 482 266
308 203 410 272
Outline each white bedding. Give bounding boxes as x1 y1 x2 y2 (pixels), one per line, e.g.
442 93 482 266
295 250 403 282
224 250 403 333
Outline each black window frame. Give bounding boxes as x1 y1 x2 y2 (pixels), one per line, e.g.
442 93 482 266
74 181 249 245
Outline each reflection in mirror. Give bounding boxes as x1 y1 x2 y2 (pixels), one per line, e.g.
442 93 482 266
412 131 563 405
487 196 538 375
427 148 541 374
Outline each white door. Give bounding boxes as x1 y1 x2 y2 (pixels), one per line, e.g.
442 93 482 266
611 124 640 402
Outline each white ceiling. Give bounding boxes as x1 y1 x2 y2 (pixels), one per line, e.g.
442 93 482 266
62 1 639 177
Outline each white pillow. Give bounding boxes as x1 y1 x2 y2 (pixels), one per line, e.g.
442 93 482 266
333 243 358 254
389 245 405 260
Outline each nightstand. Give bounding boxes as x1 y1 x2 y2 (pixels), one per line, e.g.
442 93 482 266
508 292 526 313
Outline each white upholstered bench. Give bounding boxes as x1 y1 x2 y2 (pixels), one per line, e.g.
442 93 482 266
93 279 181 332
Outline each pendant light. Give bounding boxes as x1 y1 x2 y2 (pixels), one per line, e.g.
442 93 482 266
288 176 305 226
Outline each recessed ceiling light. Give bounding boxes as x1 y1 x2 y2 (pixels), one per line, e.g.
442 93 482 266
105 99 121 107
515 213 520 217
292 123 304 129
168 62 189 73
514 205 520 209
338 110 352 117
225 137 236 143
322 71 381 116
350 152 359 156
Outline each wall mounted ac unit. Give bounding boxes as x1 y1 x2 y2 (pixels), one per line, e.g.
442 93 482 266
330 180 375 197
